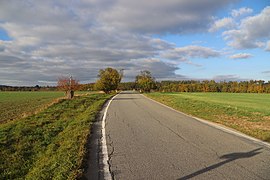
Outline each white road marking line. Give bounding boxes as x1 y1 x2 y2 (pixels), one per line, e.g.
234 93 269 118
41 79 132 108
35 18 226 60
142 94 270 149
101 94 118 180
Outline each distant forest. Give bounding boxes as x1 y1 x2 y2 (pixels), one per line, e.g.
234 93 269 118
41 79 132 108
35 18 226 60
1 80 270 93
119 80 270 93
155 80 270 93
0 85 56 91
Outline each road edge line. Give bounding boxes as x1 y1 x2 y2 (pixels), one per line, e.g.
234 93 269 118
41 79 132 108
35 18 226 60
101 94 118 180
142 94 270 149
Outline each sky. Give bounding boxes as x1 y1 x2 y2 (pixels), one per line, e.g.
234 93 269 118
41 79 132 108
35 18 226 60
0 0 269 86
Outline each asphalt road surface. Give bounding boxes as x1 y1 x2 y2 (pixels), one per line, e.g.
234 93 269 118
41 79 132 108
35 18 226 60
104 91 270 180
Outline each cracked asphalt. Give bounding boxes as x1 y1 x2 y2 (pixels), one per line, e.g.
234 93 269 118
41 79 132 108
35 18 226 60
105 91 270 180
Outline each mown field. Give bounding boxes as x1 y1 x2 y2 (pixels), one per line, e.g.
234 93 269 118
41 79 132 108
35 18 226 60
0 93 112 179
0 91 91 123
146 92 270 143
0 91 65 123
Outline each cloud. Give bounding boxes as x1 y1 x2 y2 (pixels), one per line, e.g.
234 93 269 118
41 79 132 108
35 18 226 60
122 58 179 79
266 41 270 51
161 45 220 62
212 75 246 82
262 71 270 74
231 7 253 18
0 41 6 52
0 55 180 85
0 0 238 85
209 17 235 32
223 6 270 49
99 0 238 34
229 53 252 59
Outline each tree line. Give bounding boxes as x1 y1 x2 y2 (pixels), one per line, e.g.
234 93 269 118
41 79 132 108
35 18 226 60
1 68 269 96
118 80 270 93
0 85 56 91
92 68 270 93
155 80 270 93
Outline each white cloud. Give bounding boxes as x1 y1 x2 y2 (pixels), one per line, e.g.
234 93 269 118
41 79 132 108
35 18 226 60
231 7 253 18
266 41 270 51
223 6 270 49
161 46 220 62
209 17 235 32
0 0 238 85
229 53 252 59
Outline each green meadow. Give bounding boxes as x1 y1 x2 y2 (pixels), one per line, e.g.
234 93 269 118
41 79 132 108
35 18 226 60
146 92 270 143
0 91 64 123
0 93 112 179
0 91 93 123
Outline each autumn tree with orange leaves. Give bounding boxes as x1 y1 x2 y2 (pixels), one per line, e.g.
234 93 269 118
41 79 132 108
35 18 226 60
57 76 80 99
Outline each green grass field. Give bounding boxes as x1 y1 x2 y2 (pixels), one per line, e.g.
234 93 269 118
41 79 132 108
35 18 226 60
146 92 270 143
0 91 65 123
0 93 112 179
0 91 93 123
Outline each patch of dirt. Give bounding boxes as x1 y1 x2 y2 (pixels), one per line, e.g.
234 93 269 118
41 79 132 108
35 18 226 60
214 114 270 132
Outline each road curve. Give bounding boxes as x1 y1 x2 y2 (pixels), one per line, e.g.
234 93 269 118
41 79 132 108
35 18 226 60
105 91 270 180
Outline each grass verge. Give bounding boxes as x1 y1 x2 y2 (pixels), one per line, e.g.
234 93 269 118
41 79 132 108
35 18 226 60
0 93 113 179
146 92 270 143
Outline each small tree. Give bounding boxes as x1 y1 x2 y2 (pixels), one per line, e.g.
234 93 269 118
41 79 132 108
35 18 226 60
95 67 122 93
57 76 80 99
135 70 156 93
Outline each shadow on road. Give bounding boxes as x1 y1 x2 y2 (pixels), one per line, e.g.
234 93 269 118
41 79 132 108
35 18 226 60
178 148 263 180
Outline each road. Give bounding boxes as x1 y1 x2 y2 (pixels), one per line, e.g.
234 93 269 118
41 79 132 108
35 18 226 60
104 91 270 179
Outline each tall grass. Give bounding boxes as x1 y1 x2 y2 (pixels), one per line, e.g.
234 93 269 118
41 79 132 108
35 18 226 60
0 93 112 179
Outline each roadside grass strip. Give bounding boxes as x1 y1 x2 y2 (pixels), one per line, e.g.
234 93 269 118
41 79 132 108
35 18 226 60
146 92 270 143
0 93 112 179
